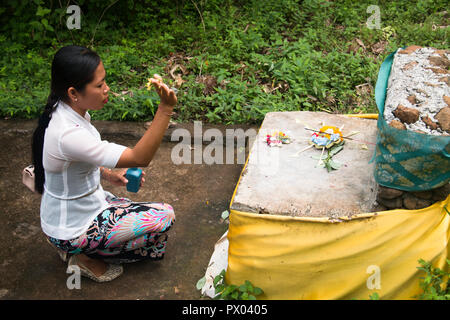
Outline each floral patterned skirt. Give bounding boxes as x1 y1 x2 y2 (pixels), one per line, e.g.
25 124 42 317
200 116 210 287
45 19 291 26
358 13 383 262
47 196 175 264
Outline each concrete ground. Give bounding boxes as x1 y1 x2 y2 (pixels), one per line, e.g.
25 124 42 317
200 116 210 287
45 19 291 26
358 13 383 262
0 119 257 300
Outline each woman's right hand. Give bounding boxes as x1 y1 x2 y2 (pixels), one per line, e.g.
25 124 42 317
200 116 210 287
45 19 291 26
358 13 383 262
115 75 178 169
149 75 177 108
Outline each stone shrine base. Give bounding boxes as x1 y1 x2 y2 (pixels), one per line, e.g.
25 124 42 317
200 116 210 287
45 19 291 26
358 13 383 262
231 111 379 220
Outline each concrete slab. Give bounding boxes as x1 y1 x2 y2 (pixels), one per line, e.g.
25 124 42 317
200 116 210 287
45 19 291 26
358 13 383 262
231 111 379 219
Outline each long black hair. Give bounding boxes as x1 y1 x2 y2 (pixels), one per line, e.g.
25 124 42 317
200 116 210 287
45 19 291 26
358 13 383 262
32 45 101 194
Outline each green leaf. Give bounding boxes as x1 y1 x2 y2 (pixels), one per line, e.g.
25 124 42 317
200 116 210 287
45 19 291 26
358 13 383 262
121 110 129 119
418 259 428 266
329 160 341 170
222 286 234 298
369 292 380 300
430 286 437 295
311 154 327 160
40 18 54 32
229 284 238 292
213 274 223 287
325 161 333 172
253 287 263 296
329 145 343 156
245 280 253 291
215 284 225 295
36 6 51 17
196 276 206 290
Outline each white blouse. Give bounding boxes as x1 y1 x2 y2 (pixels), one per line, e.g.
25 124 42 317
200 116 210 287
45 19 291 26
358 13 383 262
40 100 127 240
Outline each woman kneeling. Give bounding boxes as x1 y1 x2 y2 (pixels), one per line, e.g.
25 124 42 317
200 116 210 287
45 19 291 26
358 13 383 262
33 45 177 282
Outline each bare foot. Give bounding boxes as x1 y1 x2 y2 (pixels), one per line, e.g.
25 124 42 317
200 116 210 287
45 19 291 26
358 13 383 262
76 254 108 277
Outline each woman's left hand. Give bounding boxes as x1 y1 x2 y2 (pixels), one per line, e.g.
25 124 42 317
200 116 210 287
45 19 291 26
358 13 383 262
102 168 146 188
105 168 129 187
139 170 146 188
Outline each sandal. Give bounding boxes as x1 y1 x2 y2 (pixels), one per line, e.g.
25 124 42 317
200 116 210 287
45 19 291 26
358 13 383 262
46 238 69 262
67 255 123 283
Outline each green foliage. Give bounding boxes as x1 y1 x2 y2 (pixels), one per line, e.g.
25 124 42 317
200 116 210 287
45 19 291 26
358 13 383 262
196 269 264 300
211 269 264 300
1 0 448 123
368 292 380 300
416 259 450 300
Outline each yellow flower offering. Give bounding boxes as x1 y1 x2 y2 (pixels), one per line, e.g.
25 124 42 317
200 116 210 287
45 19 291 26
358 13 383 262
145 74 163 91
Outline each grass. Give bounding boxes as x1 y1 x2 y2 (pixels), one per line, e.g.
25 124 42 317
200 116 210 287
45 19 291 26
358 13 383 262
0 0 448 124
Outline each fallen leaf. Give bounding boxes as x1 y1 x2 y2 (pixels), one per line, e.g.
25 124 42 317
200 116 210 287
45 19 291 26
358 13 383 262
221 210 230 220
355 38 366 49
174 76 185 87
371 40 388 54
346 131 360 137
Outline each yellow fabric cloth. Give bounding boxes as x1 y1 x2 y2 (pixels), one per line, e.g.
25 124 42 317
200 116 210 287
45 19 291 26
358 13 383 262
226 113 449 300
227 197 449 300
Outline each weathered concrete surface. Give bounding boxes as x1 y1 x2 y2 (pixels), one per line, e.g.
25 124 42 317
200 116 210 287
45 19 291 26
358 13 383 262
231 111 379 219
0 119 256 300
